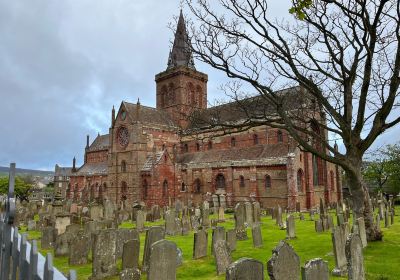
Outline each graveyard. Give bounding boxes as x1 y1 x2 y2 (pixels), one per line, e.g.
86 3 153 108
10 199 399 280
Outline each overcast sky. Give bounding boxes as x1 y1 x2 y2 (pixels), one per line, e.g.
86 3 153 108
0 0 398 171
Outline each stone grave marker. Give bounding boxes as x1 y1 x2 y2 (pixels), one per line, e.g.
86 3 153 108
234 203 248 240
315 220 323 233
120 268 141 280
122 239 140 269
286 215 296 239
252 224 263 248
182 215 191 235
193 230 208 259
201 208 210 229
301 258 329 280
136 210 146 232
226 257 264 280
214 240 232 275
218 207 225 222
117 229 139 259
226 229 237 253
142 226 165 272
267 241 300 280
355 217 367 248
244 201 253 227
332 225 347 276
175 217 183 235
68 231 90 265
253 202 261 225
212 226 226 255
55 232 71 257
345 234 365 280
41 227 55 249
148 239 177 280
91 229 117 279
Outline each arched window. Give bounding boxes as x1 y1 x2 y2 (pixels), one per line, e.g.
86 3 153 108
253 134 259 145
182 143 189 153
297 169 304 192
231 137 236 147
216 174 226 189
142 179 148 199
121 160 127 172
121 181 128 201
163 180 168 197
265 175 271 189
277 130 283 142
181 182 186 192
193 179 202 193
239 175 245 188
196 143 200 151
208 141 213 150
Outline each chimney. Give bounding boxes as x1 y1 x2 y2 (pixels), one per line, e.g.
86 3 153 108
86 135 90 149
136 98 140 120
72 157 76 172
111 105 115 127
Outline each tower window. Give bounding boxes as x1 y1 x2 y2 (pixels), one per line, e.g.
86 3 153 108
265 175 271 188
196 143 200 151
231 137 236 147
121 160 127 172
208 141 213 150
163 180 168 197
277 130 283 143
181 182 186 192
239 176 245 188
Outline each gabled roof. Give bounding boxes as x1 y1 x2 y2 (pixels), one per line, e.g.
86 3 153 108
73 162 108 176
167 10 195 70
123 101 179 129
87 134 110 152
176 143 294 167
54 165 73 176
141 151 167 171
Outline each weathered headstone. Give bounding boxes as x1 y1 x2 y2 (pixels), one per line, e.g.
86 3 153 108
212 226 226 254
244 201 253 227
355 218 367 248
286 215 296 239
301 258 329 280
148 240 177 280
54 214 71 235
234 203 248 240
201 208 210 229
136 210 146 232
218 207 225 222
267 241 300 280
120 268 141 280
226 229 237 253
41 227 55 249
276 205 283 227
92 229 117 279
55 232 70 257
117 229 139 259
68 231 90 265
181 215 190 235
193 230 208 259
191 215 200 231
332 225 347 276
122 239 140 269
315 220 323 233
165 210 177 235
345 234 365 280
226 257 264 280
214 240 232 275
175 217 183 235
90 204 104 221
142 226 165 272
252 202 261 225
252 224 263 248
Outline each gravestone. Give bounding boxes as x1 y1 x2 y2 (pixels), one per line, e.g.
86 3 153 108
244 201 253 227
90 205 104 221
92 229 117 279
252 225 263 248
345 234 365 280
122 239 140 269
214 240 232 275
337 213 344 226
120 268 141 280
286 215 296 239
327 215 334 230
218 207 225 222
193 230 208 259
220 194 226 208
41 227 55 249
54 214 71 235
276 205 283 227
355 218 367 248
55 232 70 257
191 215 200 231
315 220 323 233
332 225 347 276
142 226 165 272
151 205 161 221
181 215 191 235
68 231 90 265
267 241 300 280
226 257 264 280
252 202 261 225
117 229 140 259
103 199 116 220
299 213 305 221
301 258 329 280
385 210 389 228
212 226 226 255
376 214 381 231
234 203 248 240
226 229 237 253
175 217 183 235
148 240 177 280
165 210 177 235
201 208 210 229
27 220 36 231
136 210 146 232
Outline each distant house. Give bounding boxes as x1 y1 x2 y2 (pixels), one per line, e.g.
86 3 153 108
54 164 73 199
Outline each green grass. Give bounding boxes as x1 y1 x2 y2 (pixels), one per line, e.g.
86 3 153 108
20 208 400 280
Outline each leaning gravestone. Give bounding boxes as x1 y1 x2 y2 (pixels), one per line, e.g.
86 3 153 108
182 215 191 235
267 241 300 280
148 239 177 280
202 208 210 229
214 240 232 275
301 258 329 280
286 215 296 239
212 226 226 255
142 226 165 272
252 225 263 248
55 232 71 257
226 257 264 280
136 210 146 232
175 217 183 235
332 225 347 276
116 229 140 259
226 229 237 253
355 217 367 248
234 203 248 240
68 231 90 265
91 229 117 279
122 239 140 269
193 230 208 259
253 201 261 225
345 234 365 280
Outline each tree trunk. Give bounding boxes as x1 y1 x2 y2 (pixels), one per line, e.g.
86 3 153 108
346 168 383 241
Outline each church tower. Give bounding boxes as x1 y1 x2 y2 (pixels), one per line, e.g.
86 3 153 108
155 10 208 128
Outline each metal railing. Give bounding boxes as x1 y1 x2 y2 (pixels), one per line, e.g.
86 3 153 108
0 163 76 280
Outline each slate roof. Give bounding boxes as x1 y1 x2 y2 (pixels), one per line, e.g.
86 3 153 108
185 86 306 132
141 151 166 171
87 134 110 152
176 143 294 167
124 102 179 128
74 162 108 176
54 165 73 176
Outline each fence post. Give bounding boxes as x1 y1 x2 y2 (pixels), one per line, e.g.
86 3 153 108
29 239 39 280
11 227 19 280
44 253 54 280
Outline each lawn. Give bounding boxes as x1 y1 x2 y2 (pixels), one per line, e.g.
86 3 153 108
21 207 400 280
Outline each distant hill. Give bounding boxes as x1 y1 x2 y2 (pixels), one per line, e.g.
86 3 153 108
0 166 54 177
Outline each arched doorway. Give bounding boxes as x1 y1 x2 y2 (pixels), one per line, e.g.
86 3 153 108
216 174 226 190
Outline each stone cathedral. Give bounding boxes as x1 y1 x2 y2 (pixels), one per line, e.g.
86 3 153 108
58 12 342 210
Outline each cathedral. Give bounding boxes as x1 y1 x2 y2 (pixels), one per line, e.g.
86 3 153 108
60 12 342 210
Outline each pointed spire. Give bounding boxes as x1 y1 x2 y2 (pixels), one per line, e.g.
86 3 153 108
167 10 195 70
111 105 115 127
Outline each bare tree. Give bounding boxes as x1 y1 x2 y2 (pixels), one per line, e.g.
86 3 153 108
185 0 400 241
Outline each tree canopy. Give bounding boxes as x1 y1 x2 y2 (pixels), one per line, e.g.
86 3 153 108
0 175 34 201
